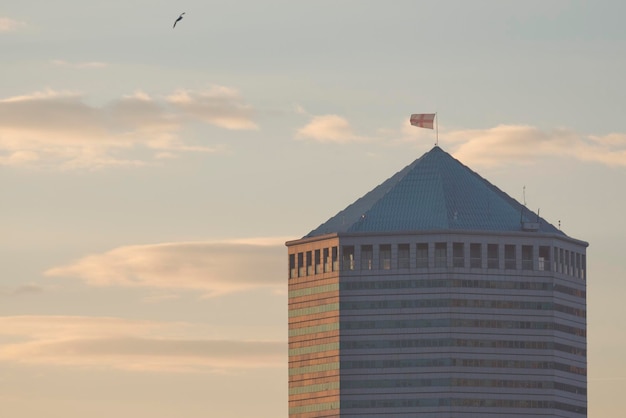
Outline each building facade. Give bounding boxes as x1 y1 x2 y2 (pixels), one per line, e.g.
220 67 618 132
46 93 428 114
287 146 587 417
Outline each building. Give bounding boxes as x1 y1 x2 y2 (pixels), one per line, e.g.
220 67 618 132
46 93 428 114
287 146 587 417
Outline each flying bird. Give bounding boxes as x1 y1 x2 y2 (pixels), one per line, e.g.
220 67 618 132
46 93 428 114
173 12 185 28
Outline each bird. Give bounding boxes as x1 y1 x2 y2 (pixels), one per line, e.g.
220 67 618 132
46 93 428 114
173 12 185 28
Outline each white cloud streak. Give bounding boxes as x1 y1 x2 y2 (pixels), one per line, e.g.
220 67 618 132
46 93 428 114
167 86 258 130
0 17 25 32
0 316 284 372
296 114 369 143
0 87 257 169
50 59 108 69
446 125 626 168
45 239 288 297
388 120 626 168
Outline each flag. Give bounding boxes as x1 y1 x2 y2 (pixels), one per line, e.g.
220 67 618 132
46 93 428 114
410 113 436 129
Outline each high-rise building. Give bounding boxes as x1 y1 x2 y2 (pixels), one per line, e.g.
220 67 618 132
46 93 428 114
287 146 587 417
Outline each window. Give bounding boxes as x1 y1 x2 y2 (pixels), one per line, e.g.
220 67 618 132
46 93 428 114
580 254 587 280
538 246 550 271
398 244 410 269
289 253 296 278
487 244 499 269
453 242 464 268
361 245 373 270
332 246 338 271
416 243 429 268
470 243 482 268
314 249 321 274
380 244 392 270
553 247 559 272
298 252 305 277
342 246 355 271
504 245 516 270
323 248 330 272
435 243 447 268
522 245 533 270
306 251 313 275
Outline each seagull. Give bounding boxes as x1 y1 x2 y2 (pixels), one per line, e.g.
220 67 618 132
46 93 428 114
173 12 185 28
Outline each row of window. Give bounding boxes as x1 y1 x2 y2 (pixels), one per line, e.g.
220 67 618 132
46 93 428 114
341 278 585 299
340 399 586 414
289 299 587 321
291 378 585 396
289 359 586 381
340 359 586 376
289 243 586 279
289 338 586 357
339 377 585 395
338 299 585 318
343 339 586 356
288 279 585 300
290 317 585 341
289 399 586 415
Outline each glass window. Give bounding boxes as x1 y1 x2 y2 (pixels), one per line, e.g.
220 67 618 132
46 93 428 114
504 244 516 270
538 246 550 271
323 248 330 272
306 251 313 275
580 254 587 280
398 244 410 269
314 249 321 274
298 252 305 277
435 243 447 268
332 246 338 271
380 244 392 270
470 243 482 268
453 242 464 268
361 245 373 270
416 243 429 268
342 246 355 271
487 244 499 269
522 245 533 270
289 253 296 279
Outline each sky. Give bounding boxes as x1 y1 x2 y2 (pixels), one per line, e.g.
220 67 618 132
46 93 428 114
1 1 626 416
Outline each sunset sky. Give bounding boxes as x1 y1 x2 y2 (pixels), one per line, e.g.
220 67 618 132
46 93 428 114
2 1 626 417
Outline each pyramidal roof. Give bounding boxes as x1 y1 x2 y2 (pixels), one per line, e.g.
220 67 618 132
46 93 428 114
305 146 564 238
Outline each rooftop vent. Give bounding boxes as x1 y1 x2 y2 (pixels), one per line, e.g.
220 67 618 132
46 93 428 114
522 221 540 231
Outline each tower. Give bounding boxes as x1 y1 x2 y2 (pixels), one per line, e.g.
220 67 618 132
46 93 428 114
287 146 587 417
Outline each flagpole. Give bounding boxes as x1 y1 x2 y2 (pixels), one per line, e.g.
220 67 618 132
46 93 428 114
435 112 439 147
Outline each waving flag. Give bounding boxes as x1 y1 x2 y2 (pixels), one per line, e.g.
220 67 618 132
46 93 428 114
410 113 436 129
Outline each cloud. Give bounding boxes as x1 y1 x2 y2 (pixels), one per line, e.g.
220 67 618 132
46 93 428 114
0 316 284 372
51 59 108 69
445 125 626 168
0 17 25 32
296 114 369 143
45 239 289 297
167 86 258 130
0 284 44 297
0 87 257 169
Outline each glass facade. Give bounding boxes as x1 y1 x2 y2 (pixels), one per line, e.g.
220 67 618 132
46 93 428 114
288 234 587 417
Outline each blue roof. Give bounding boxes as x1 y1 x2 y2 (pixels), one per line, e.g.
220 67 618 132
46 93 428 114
305 146 564 238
